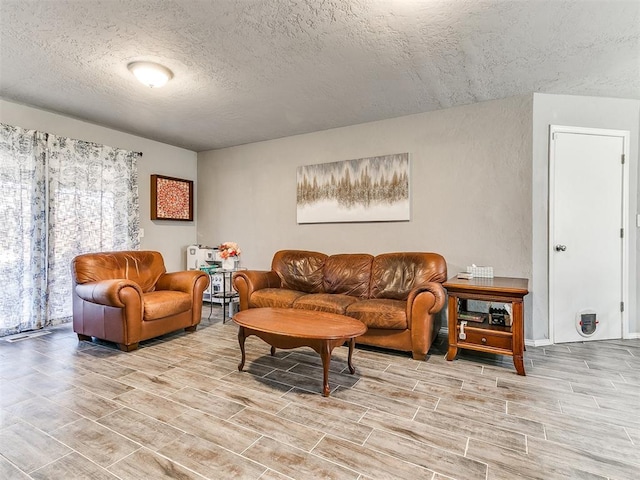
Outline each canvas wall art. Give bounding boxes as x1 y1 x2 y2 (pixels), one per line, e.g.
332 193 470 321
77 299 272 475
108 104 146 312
151 174 193 221
297 153 410 223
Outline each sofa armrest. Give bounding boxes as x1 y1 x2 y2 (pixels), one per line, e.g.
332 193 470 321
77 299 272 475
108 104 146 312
407 282 446 316
75 279 143 308
233 270 282 311
156 270 208 294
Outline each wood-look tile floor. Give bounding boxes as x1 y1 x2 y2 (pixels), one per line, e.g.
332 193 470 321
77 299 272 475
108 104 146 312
1 309 639 479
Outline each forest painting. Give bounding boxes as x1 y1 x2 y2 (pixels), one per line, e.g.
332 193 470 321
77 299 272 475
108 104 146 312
297 153 410 223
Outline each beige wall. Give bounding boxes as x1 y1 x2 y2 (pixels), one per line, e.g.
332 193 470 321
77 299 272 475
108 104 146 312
0 98 197 272
198 95 535 328
532 93 640 341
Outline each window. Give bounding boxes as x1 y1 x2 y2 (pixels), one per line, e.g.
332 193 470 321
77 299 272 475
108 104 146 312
0 124 139 335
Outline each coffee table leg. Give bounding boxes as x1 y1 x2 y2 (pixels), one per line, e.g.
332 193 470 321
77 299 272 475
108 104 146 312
347 337 356 374
270 346 276 356
237 326 246 371
320 341 331 397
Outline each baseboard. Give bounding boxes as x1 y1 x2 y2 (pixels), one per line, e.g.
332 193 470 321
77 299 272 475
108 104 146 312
624 332 640 339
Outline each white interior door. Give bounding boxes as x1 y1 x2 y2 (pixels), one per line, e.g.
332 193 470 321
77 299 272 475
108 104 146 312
550 126 627 343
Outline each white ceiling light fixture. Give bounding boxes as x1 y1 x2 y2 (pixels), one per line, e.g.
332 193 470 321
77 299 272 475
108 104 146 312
127 61 173 88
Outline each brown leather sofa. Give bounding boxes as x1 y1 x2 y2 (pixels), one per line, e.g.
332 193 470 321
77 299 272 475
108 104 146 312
71 251 209 351
233 250 447 360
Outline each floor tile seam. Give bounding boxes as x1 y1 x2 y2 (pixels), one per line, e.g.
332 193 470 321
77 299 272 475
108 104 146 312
256 468 294 480
95 404 192 442
550 404 636 437
103 445 206 480
31 449 110 478
495 373 573 392
56 415 153 457
158 432 272 478
74 371 138 398
457 383 560 410
361 430 478 479
524 443 640 477
410 409 528 452
0 446 56 477
4 403 100 441
225 408 323 452
2 422 80 470
314 432 435 479
437 379 509 409
622 427 635 445
352 376 440 407
435 403 544 438
366 405 475 452
463 381 600 409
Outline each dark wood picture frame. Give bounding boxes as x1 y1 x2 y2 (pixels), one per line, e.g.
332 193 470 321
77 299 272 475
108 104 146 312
151 174 194 221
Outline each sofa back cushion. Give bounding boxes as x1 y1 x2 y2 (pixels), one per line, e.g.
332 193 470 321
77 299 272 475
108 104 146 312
369 252 447 300
72 251 166 293
323 254 373 298
271 250 327 293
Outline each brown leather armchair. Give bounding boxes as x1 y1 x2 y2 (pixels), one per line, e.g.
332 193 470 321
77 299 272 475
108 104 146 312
71 251 209 351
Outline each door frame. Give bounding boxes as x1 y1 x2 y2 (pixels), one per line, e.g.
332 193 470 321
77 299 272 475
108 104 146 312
548 125 630 343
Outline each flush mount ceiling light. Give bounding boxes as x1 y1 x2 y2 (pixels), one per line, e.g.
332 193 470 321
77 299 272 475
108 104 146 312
127 61 173 88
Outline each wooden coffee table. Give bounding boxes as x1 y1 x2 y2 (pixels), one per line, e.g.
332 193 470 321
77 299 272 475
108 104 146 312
233 307 367 396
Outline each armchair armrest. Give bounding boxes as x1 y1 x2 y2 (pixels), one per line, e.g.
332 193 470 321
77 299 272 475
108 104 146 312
75 279 143 308
233 270 281 311
156 270 208 293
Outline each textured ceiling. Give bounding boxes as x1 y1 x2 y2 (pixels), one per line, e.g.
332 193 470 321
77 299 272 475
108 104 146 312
1 0 639 152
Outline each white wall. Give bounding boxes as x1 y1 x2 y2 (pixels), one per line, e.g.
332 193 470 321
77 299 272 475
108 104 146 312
532 93 640 341
198 95 535 330
0 98 197 272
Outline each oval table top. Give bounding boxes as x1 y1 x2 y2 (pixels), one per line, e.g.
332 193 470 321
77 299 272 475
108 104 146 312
233 307 367 339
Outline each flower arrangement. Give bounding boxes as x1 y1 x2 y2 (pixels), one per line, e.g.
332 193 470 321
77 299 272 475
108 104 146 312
218 241 241 259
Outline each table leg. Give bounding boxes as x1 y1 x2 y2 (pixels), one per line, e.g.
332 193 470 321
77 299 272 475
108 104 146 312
320 340 331 397
347 337 356 374
512 300 526 376
270 346 276 356
446 295 458 361
237 326 246 371
208 273 214 320
222 272 227 324
513 355 526 376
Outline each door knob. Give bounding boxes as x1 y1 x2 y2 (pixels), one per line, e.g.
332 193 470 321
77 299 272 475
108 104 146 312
555 244 567 252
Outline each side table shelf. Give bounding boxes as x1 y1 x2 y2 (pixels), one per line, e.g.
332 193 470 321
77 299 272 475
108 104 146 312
201 268 241 322
444 276 529 375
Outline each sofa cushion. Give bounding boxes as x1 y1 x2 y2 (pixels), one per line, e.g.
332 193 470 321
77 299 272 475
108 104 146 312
143 290 191 320
323 254 373 298
346 298 407 330
250 288 308 308
292 293 358 314
370 252 447 300
272 250 327 293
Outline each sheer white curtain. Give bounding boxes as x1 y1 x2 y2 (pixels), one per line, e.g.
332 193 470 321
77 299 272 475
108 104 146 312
0 123 140 336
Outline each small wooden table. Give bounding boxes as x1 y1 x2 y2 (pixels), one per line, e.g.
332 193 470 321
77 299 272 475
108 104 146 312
233 308 367 396
444 276 529 375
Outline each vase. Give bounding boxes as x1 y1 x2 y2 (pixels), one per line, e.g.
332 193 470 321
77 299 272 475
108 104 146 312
222 257 238 270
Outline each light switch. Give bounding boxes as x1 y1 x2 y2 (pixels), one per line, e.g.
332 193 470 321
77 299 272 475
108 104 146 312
139 228 145 238
637 214 640 228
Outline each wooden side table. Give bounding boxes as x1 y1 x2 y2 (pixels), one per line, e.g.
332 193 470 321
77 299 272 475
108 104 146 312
444 276 529 375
